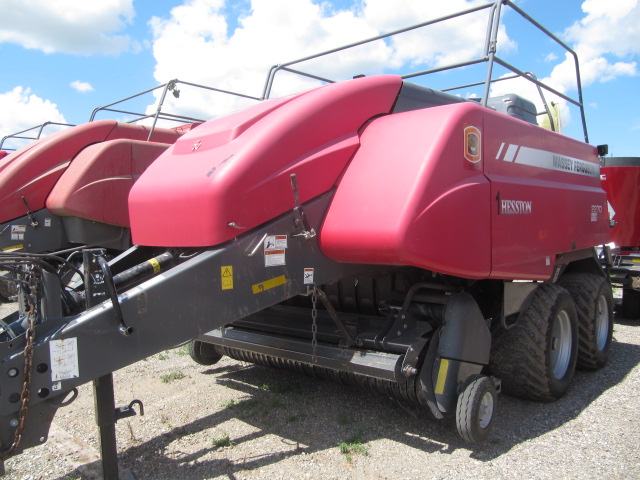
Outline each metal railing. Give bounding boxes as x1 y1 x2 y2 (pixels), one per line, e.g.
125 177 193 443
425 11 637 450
2 0 588 150
0 122 76 151
1 80 260 150
261 0 589 142
89 79 261 141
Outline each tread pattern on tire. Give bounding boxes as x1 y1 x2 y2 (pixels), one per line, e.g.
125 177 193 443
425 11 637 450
558 273 613 370
490 283 577 402
456 375 496 443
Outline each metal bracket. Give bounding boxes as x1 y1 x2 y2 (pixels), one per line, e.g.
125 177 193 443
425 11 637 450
290 174 316 239
315 288 357 347
115 399 144 421
20 197 38 228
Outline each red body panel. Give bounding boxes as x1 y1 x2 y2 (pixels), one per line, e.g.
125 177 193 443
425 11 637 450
129 75 403 246
320 103 491 279
0 152 8 160
46 139 171 227
0 120 182 223
484 113 609 279
601 163 640 246
320 102 608 280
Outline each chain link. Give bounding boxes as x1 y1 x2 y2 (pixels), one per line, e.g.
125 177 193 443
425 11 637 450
311 286 318 364
1 302 36 460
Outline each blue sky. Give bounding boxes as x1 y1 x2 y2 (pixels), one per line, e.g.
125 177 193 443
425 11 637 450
1 0 638 156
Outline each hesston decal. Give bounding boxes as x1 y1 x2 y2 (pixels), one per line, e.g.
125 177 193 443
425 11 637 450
500 199 533 215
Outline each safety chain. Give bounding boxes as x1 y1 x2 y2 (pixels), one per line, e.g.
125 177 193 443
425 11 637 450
1 302 36 460
311 287 318 364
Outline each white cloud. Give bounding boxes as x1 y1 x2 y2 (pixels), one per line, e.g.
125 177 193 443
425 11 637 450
70 81 95 93
548 0 639 92
0 87 68 150
145 0 510 122
0 0 138 55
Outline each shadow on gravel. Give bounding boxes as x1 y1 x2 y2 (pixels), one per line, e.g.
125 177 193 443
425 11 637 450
52 317 639 480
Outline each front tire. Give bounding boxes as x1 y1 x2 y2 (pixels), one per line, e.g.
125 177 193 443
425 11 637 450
188 340 223 366
456 375 497 443
490 283 578 401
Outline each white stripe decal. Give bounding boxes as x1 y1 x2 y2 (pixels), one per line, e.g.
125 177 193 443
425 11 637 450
495 142 505 160
504 144 519 163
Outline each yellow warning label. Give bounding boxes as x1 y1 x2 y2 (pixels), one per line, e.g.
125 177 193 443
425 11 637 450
221 266 233 290
252 275 286 294
434 358 449 395
2 244 23 252
147 258 161 274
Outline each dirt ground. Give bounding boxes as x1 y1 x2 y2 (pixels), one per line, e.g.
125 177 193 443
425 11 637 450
1 299 639 480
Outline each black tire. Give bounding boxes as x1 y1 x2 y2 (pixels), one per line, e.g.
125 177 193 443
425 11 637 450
622 288 640 320
490 283 578 402
456 375 497 443
558 273 614 370
188 340 223 366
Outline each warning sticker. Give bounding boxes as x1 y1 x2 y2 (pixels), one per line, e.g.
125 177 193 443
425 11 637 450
264 235 288 250
221 265 233 290
265 249 285 267
45 218 52 227
2 244 23 252
304 268 314 284
11 225 26 241
50 338 79 381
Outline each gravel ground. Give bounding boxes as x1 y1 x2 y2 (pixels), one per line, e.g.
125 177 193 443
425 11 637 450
1 297 639 480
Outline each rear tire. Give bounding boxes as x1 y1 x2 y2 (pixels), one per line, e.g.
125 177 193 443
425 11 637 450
558 273 613 370
188 340 223 366
456 375 497 443
490 283 578 401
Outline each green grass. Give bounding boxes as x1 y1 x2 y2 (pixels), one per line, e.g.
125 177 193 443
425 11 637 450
221 399 236 408
232 396 285 419
175 344 190 356
338 434 369 462
212 432 234 449
157 352 169 361
160 370 186 383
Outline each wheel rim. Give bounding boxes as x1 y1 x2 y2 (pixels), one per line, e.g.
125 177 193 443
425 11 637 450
550 310 572 379
595 295 610 351
478 390 494 429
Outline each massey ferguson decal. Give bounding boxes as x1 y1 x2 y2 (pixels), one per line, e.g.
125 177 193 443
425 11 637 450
495 144 599 178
